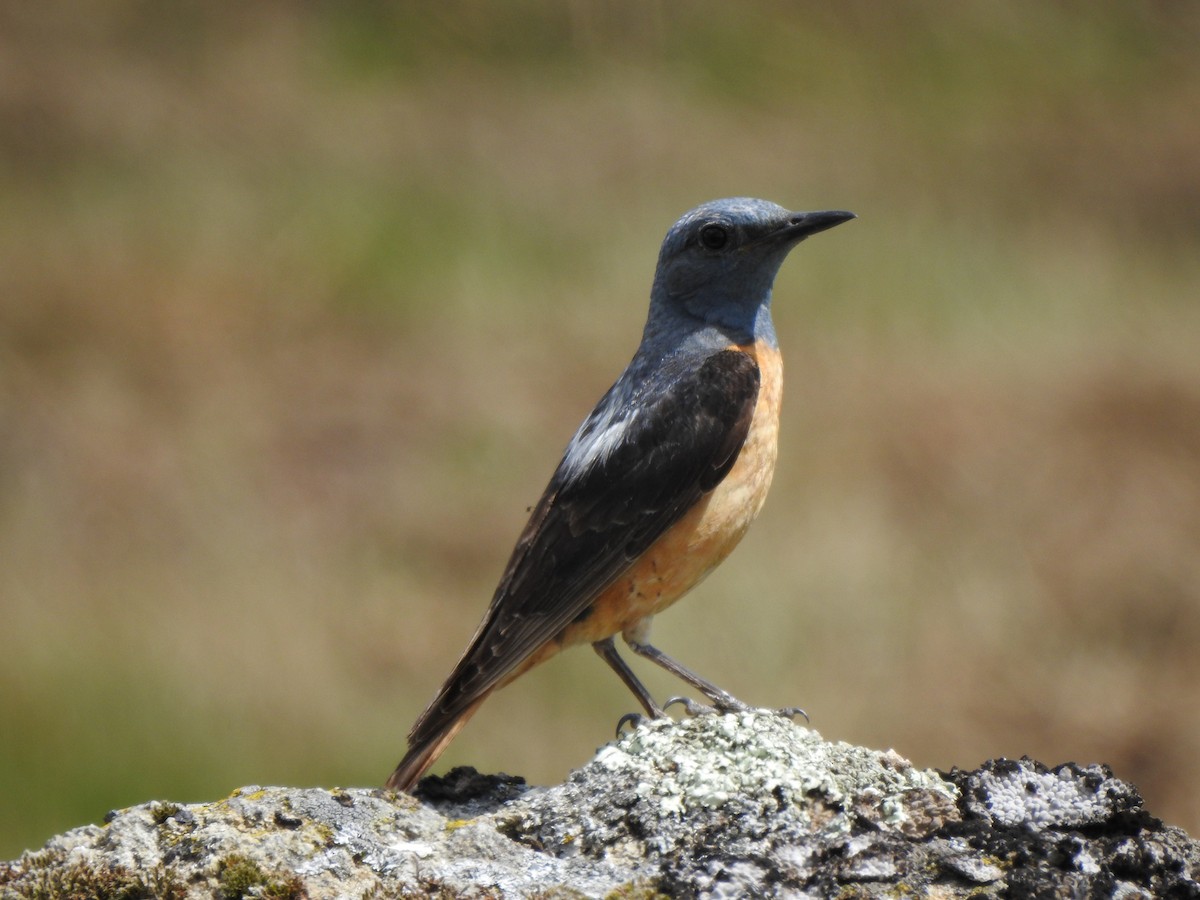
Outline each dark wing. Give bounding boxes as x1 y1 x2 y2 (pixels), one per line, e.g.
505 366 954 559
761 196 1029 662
408 348 760 744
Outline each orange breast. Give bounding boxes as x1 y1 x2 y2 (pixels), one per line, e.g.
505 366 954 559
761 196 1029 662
560 341 783 646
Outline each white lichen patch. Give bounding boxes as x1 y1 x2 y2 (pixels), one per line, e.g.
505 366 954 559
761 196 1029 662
964 759 1137 831
593 711 957 833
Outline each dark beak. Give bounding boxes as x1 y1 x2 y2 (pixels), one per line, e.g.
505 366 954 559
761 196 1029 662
745 209 856 251
781 209 857 241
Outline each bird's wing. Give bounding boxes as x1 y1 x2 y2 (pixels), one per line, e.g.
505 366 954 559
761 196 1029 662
408 348 760 744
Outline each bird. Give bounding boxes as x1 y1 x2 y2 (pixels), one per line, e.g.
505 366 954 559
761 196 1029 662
386 198 855 792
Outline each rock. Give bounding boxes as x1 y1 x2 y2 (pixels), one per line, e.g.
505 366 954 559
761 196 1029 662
2 712 1197 898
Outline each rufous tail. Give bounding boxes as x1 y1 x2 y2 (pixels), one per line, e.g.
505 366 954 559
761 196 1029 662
384 697 485 792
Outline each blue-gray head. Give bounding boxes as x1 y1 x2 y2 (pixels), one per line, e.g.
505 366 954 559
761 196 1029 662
650 198 854 343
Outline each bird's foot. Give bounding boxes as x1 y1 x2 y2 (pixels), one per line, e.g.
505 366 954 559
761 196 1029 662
664 695 808 723
615 711 647 736
614 706 671 736
663 693 754 716
664 695 718 717
774 705 810 723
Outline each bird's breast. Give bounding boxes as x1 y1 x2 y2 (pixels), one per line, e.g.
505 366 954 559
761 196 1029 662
658 340 783 580
567 341 783 642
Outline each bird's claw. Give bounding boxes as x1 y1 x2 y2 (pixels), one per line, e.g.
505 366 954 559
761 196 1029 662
615 712 647 736
663 695 809 723
664 695 716 717
775 705 810 723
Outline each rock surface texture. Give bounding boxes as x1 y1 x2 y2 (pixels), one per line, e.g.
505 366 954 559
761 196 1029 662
3 712 1198 898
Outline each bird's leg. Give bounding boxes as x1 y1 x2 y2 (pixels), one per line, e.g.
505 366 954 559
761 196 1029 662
593 637 667 729
623 637 749 712
625 636 809 723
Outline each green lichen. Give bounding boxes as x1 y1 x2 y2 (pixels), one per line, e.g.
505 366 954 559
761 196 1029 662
311 820 336 846
0 848 186 900
262 875 306 900
150 802 182 825
227 787 269 802
216 853 304 900
157 830 203 859
217 854 264 899
602 882 669 900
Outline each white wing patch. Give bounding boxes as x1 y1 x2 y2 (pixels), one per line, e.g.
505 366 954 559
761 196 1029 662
560 401 639 481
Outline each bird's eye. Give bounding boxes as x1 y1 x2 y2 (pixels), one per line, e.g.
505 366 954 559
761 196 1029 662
698 223 729 250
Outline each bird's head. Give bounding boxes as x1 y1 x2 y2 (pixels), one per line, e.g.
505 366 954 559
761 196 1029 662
650 198 854 341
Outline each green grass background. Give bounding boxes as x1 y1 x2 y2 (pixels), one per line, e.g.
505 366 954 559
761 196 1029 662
2 2 1199 857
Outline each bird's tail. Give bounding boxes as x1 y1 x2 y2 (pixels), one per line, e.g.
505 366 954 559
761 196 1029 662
384 696 486 792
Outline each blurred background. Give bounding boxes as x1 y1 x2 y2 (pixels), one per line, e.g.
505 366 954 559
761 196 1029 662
2 2 1198 858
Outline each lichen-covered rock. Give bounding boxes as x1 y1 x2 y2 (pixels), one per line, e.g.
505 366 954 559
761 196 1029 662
956 757 1140 831
506 712 959 895
2 712 1197 898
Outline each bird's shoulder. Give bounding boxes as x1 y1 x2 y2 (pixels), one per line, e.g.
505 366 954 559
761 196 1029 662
557 343 761 491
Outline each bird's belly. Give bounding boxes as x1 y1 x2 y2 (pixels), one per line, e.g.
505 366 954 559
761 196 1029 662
566 342 783 642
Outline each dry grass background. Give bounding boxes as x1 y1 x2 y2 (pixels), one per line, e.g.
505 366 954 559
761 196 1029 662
2 2 1199 857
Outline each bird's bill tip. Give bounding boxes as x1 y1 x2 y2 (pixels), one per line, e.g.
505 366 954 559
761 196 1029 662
785 209 857 238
